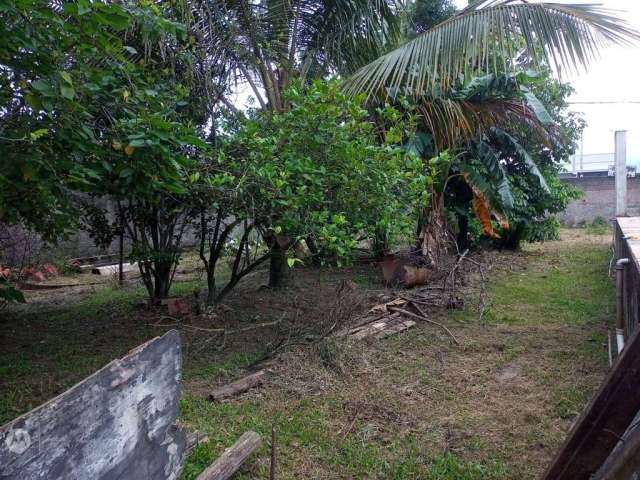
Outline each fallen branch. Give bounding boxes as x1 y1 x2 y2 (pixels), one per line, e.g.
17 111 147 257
149 320 281 336
209 370 265 402
443 248 469 290
196 431 262 480
387 306 460 345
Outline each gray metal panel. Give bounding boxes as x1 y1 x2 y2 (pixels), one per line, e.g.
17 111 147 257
0 330 185 480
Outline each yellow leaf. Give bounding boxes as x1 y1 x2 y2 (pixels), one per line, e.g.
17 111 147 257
472 194 500 239
124 144 135 156
112 141 122 151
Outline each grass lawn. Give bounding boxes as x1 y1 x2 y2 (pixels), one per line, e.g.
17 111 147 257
0 229 615 479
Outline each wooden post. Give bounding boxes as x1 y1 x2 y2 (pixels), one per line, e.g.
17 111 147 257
270 425 276 480
196 431 261 480
615 130 627 217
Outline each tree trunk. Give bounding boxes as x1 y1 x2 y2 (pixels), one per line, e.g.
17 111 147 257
456 214 470 253
268 242 287 288
152 261 173 303
305 236 321 266
416 193 448 267
206 269 216 306
373 226 390 260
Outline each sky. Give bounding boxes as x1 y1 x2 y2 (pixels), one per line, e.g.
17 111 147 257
453 0 640 165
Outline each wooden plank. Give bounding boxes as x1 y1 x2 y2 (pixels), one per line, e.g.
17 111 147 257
90 262 137 275
351 315 415 340
208 371 265 402
593 414 640 480
0 330 185 480
196 431 261 480
541 326 640 480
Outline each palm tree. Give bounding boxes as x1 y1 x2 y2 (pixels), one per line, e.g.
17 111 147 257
345 1 639 99
344 1 639 262
189 0 401 113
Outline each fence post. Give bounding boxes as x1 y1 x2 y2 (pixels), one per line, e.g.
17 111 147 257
615 130 627 217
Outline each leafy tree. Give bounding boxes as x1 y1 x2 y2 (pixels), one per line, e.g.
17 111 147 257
1 1 216 303
487 72 585 248
190 158 271 306
211 80 425 290
190 0 400 111
187 0 403 284
1 1 131 238
406 0 457 35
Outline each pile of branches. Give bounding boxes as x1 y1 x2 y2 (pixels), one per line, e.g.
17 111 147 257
339 248 490 342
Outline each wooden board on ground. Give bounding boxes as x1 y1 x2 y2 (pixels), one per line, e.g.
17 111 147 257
196 431 261 480
0 330 185 480
90 262 137 275
209 370 265 402
349 314 416 340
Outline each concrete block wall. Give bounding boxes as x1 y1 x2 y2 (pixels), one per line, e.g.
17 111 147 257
560 176 640 226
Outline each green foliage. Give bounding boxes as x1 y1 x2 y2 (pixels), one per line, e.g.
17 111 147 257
226 80 427 263
0 1 206 240
428 70 584 249
408 0 457 35
0 281 25 306
345 2 639 97
492 71 584 247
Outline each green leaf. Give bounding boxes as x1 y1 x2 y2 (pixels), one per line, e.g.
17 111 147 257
60 85 75 100
492 128 550 194
128 139 147 148
522 90 553 125
30 129 49 141
77 0 91 15
31 79 52 93
59 71 73 85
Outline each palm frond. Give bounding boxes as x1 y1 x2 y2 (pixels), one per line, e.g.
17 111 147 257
344 2 640 98
418 96 547 150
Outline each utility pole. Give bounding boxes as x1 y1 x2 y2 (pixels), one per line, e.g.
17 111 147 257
615 130 628 217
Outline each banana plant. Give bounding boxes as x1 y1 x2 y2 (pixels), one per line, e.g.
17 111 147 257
402 71 556 259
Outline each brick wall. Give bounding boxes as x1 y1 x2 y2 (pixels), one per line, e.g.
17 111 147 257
560 176 640 226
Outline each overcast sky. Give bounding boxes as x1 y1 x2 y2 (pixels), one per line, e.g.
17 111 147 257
453 0 640 161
